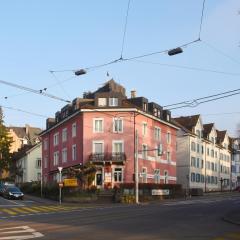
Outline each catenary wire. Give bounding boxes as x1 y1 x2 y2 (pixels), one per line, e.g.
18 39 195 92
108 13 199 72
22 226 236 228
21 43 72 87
0 105 49 118
130 59 240 77
202 40 240 66
198 0 206 40
0 79 71 103
120 0 131 59
168 91 240 110
164 88 240 108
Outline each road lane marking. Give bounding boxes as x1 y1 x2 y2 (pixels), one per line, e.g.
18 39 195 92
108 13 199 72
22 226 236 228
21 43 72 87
10 208 30 214
20 207 40 213
1 209 17 215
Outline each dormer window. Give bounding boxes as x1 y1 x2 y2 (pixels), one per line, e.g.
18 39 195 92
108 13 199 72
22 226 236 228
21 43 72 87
109 98 118 107
98 98 107 107
196 130 201 138
153 108 157 117
166 114 170 122
143 102 147 112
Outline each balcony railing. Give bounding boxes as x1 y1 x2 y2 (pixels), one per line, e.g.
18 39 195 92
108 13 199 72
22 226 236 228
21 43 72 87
89 152 126 163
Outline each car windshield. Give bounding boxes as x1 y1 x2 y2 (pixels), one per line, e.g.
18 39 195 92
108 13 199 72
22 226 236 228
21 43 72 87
8 187 21 192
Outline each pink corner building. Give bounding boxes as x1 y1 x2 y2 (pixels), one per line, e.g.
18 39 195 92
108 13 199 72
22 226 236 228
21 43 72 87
41 80 178 188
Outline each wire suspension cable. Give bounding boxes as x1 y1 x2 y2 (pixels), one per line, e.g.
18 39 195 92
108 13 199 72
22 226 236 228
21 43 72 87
198 0 206 40
120 0 131 59
0 105 49 118
0 79 71 103
122 39 200 61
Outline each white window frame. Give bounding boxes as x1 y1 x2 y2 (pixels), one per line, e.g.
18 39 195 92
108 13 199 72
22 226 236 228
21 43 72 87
98 98 107 107
113 167 123 183
112 140 124 154
154 127 161 141
142 167 147 183
142 144 148 159
72 144 77 161
53 133 59 146
167 151 171 162
142 122 147 136
167 132 171 144
113 118 123 133
62 148 67 163
93 118 104 133
154 169 160 184
72 122 77 137
93 140 104 153
36 158 41 168
53 151 59 166
164 170 169 184
109 98 118 107
62 128 67 142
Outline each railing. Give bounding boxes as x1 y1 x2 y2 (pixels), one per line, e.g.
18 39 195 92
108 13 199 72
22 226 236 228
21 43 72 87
89 152 126 163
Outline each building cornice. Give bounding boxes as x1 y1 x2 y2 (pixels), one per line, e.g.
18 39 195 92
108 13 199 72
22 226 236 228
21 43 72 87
40 107 179 136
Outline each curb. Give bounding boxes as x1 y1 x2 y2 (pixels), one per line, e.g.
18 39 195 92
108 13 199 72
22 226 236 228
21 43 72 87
222 216 240 226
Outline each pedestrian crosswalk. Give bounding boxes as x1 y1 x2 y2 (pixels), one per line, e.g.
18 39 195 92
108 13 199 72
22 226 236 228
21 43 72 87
162 197 240 206
0 226 43 239
0 205 80 218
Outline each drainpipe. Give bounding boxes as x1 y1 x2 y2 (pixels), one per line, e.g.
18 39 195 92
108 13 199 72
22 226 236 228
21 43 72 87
204 141 207 193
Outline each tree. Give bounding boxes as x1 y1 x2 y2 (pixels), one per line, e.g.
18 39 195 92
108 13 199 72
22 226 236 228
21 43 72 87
67 162 97 189
0 107 13 179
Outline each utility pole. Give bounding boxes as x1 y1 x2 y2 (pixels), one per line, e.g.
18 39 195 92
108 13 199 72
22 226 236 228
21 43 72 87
135 129 139 204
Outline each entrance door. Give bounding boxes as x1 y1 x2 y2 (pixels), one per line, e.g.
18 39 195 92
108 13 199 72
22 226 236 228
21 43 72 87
96 172 102 187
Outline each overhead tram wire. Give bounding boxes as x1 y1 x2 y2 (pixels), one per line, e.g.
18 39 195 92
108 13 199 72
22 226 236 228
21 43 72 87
0 79 71 103
0 105 49 118
52 0 206 75
49 71 71 99
202 40 240 66
168 91 240 110
163 88 240 108
120 0 131 59
129 59 240 77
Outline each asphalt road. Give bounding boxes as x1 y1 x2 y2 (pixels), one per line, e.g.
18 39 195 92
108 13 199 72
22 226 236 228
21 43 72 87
0 194 240 240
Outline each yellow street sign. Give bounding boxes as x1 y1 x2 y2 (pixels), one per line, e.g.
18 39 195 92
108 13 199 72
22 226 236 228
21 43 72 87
63 179 78 187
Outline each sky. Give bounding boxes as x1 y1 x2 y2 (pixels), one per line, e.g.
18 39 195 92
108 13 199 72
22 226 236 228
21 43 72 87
0 0 240 136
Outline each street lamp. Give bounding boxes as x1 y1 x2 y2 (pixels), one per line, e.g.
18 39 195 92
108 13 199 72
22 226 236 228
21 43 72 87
58 167 63 205
75 69 87 76
168 47 183 56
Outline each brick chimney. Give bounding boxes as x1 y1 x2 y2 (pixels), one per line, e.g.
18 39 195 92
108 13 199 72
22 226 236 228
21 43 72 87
131 90 136 98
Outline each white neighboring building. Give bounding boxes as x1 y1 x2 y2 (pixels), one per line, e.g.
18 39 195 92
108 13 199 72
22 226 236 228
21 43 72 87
231 138 240 189
15 143 42 184
174 115 231 192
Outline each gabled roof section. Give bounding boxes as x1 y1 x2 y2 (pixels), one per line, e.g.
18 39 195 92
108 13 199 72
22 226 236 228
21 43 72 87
216 130 227 144
203 123 214 138
7 125 41 145
173 115 200 132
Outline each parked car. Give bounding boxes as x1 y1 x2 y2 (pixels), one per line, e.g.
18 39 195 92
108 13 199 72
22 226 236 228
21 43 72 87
0 184 6 196
3 186 24 200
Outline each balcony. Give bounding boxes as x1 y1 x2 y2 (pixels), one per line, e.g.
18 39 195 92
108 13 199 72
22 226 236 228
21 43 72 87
89 152 126 164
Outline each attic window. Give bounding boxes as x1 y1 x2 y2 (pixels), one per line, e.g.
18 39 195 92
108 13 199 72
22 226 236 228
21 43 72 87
143 103 147 112
109 98 118 107
98 98 107 107
166 114 170 122
153 108 157 117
